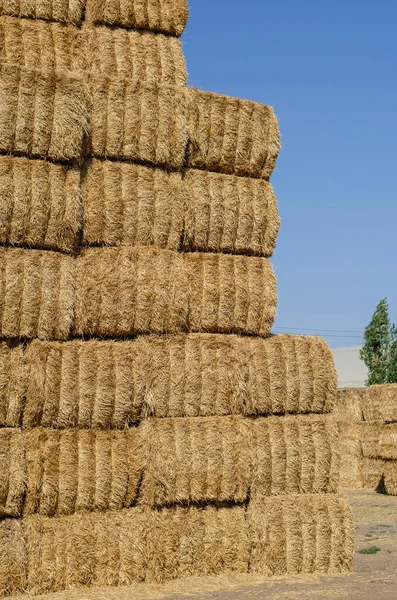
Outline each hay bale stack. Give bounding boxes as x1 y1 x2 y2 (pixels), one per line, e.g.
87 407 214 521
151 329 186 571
361 383 397 423
0 0 84 24
187 89 280 180
378 424 397 460
333 388 365 488
0 334 335 428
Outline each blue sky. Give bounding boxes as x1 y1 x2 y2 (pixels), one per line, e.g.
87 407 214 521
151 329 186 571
182 0 397 348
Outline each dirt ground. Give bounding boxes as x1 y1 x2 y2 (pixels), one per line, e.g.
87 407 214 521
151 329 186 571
13 490 397 600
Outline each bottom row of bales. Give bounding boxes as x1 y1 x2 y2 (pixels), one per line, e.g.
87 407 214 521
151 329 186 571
0 334 354 597
335 385 397 494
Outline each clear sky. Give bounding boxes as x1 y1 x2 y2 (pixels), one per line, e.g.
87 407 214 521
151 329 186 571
182 0 397 348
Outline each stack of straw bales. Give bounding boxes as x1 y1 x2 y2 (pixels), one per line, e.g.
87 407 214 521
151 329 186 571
0 1 354 597
335 385 397 494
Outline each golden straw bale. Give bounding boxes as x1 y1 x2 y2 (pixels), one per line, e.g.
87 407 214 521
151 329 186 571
0 248 75 340
384 461 397 496
248 494 354 576
361 384 397 423
188 89 280 180
183 253 276 336
338 423 363 488
0 342 25 427
90 77 187 169
0 157 81 252
378 424 397 460
0 428 142 517
0 505 247 596
75 247 188 337
0 0 84 24
85 26 186 84
334 388 364 422
82 160 183 250
182 169 280 257
0 518 26 597
139 416 252 506
0 19 186 85
361 458 386 491
251 415 339 498
21 334 335 428
0 428 25 518
361 422 382 458
85 0 188 36
0 65 90 162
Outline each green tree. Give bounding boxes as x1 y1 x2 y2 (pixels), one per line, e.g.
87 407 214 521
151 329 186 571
360 298 397 385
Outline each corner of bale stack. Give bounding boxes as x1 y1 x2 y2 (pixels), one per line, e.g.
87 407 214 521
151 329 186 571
182 169 280 257
248 494 354 577
0 341 26 427
82 159 184 250
0 0 84 25
0 156 81 252
0 65 90 161
187 88 280 179
89 76 188 169
0 248 76 340
85 0 189 37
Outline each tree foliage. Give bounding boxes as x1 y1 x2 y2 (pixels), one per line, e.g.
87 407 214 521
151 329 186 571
360 298 397 385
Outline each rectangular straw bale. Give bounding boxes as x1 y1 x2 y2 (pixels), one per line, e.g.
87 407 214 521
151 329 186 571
0 157 81 252
0 19 186 85
82 159 183 250
0 17 83 72
384 461 397 496
0 248 75 340
188 88 280 180
338 423 363 488
0 518 27 597
361 422 382 458
85 26 186 84
378 424 397 460
139 416 252 507
0 341 25 427
90 77 188 169
21 333 336 428
1 428 142 517
75 247 188 337
251 414 340 498
361 384 397 423
333 388 364 422
0 428 25 518
361 458 386 491
0 65 90 162
23 339 141 428
2 505 247 596
0 0 84 24
85 0 188 36
182 169 280 257
249 494 354 576
184 253 276 336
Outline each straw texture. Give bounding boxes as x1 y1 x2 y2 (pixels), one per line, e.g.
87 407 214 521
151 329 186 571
337 424 363 489
378 424 397 460
82 160 183 250
0 428 142 517
0 19 186 84
361 458 385 491
361 384 397 423
85 0 189 36
0 248 75 340
0 157 81 252
333 388 364 422
90 77 187 169
15 334 336 428
188 89 280 179
361 422 382 458
0 0 84 24
75 248 277 337
0 65 90 162
0 342 25 427
249 494 354 576
182 169 280 257
0 506 248 596
384 461 397 496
